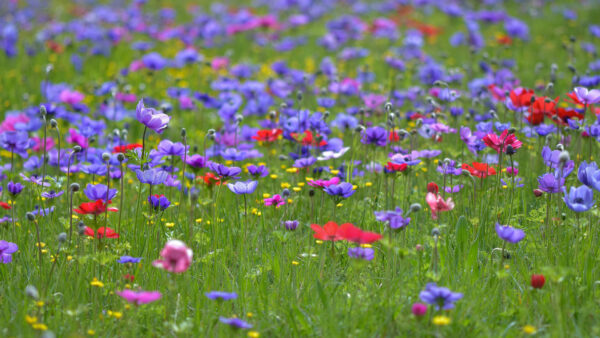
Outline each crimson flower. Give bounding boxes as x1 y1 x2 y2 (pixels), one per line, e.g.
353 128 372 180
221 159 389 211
198 173 223 186
531 274 545 289
0 202 11 210
113 143 143 153
252 129 282 142
310 221 345 241
74 200 118 215
526 96 558 125
84 226 120 238
385 162 408 172
291 130 327 147
337 223 382 244
462 162 497 178
482 130 522 154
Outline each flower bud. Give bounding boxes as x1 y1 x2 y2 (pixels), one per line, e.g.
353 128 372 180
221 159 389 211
533 189 544 197
73 145 82 153
26 212 35 221
558 151 570 163
181 128 186 137
58 232 67 243
308 189 315 197
410 203 422 213
70 183 80 192
116 153 125 162
431 228 440 237
50 119 58 128
282 188 290 197
102 152 111 162
354 125 365 133
39 105 47 117
415 244 423 251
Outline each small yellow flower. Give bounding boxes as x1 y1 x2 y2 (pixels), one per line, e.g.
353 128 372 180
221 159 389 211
291 261 299 265
365 182 373 187
421 167 428 172
287 199 293 204
523 325 537 335
330 170 340 175
247 312 254 318
90 277 104 288
262 193 271 199
36 242 46 248
67 255 73 261
292 187 301 192
165 222 175 228
36 301 45 307
248 331 260 338
286 168 298 174
87 329 96 335
32 323 48 331
336 203 343 207
360 244 372 248
111 311 123 319
352 185 357 190
281 182 291 189
195 218 202 223
25 315 37 324
315 240 323 245
432 315 451 326
297 182 305 187
504 264 510 270
270 174 278 180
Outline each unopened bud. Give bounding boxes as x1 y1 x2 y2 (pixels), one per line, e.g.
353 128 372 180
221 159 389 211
431 228 440 237
26 212 35 221
58 232 67 243
282 188 290 197
70 183 80 192
116 153 125 162
409 203 422 213
50 119 58 128
102 152 111 162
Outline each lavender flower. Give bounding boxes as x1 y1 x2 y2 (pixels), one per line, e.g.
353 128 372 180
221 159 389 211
324 182 355 198
117 256 142 264
206 291 238 301
419 283 463 310
563 186 595 212
0 240 18 263
136 168 168 185
374 207 411 229
136 99 170 134
227 180 258 194
7 181 24 196
0 131 31 158
282 220 298 230
157 139 187 157
84 184 117 202
495 223 525 243
361 126 387 147
348 247 374 260
247 164 269 178
148 194 171 211
219 317 252 329
41 190 64 199
537 173 564 193
209 162 241 178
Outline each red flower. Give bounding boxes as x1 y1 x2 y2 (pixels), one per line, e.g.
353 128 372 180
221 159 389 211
566 91 584 106
123 274 135 282
385 162 408 172
198 172 223 186
310 221 345 241
509 88 535 109
113 143 143 153
531 274 545 289
549 107 584 126
252 129 282 142
496 34 512 45
84 226 120 239
0 201 11 210
389 130 400 142
482 130 523 154
291 130 327 147
74 200 118 215
427 182 439 194
337 223 382 244
525 96 558 125
461 162 496 178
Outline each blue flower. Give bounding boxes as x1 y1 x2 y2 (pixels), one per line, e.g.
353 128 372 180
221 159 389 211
563 185 595 213
419 283 463 310
117 256 142 264
205 291 238 301
227 181 258 195
495 223 525 243
324 182 355 198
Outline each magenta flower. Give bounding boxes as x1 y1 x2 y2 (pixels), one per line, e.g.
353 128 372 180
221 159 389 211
116 290 162 305
264 194 285 207
59 89 85 105
152 240 193 273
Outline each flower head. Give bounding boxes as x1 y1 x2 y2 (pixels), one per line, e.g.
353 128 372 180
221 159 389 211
324 182 355 198
84 227 119 239
205 291 238 301
537 173 563 193
219 317 253 329
84 184 117 202
116 290 161 305
227 180 258 195
495 223 525 243
563 185 595 212
482 130 522 154
419 283 463 310
374 207 411 229
117 256 142 264
136 99 170 134
152 240 193 274
347 247 374 260
148 194 171 211
425 193 455 220
264 194 285 207
0 240 18 263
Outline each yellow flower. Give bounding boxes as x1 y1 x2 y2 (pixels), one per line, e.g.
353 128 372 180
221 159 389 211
262 193 271 199
287 199 293 204
25 315 37 324
269 174 278 180
111 311 123 319
432 315 451 326
166 222 174 228
281 182 291 189
330 169 340 175
297 182 305 187
36 242 46 248
365 182 373 187
292 187 301 192
247 312 254 318
523 325 537 335
87 329 96 335
315 240 323 245
90 277 104 288
36 301 45 307
32 323 48 331
195 218 202 223
248 331 260 338
336 203 343 207
291 261 299 265
286 168 298 173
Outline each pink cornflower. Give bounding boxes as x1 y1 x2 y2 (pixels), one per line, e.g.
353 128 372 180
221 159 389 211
116 290 162 305
482 130 522 154
264 194 285 207
425 192 455 220
152 240 193 274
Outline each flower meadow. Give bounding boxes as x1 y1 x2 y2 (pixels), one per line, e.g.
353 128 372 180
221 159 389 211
1 0 600 337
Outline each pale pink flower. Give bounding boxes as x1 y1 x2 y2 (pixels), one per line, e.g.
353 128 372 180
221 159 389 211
425 192 455 220
59 89 85 105
152 240 193 274
116 290 162 305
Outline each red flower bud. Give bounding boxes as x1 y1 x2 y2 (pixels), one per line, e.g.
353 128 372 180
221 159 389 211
533 189 544 197
531 274 545 289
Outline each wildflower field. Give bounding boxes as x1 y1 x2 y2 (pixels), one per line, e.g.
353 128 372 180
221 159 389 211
2 0 600 336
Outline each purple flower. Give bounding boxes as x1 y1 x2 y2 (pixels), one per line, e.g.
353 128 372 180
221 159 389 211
157 139 187 157
374 207 411 229
247 164 268 178
0 240 18 263
209 162 241 178
136 99 170 134
577 161 600 191
324 182 355 198
495 223 525 243
205 291 238 301
282 220 298 230
348 247 374 260
537 173 564 194
361 127 387 147
219 317 252 329
419 283 463 310
41 190 64 199
572 87 600 105
117 256 142 264
148 194 170 211
293 156 316 168
563 186 595 212
136 168 168 185
227 180 258 195
186 154 207 169
444 185 464 193
7 181 24 196
84 184 117 202
30 205 55 217
0 131 31 158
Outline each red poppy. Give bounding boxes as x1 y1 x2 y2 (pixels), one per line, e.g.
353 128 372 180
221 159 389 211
566 91 584 106
84 226 120 239
198 172 223 186
337 223 382 244
0 201 11 210
385 162 408 172
389 130 400 142
526 96 558 125
113 143 143 153
427 182 439 194
549 107 584 126
531 274 545 289
74 200 118 215
252 129 282 142
509 88 535 109
290 130 327 147
461 162 496 178
310 221 345 241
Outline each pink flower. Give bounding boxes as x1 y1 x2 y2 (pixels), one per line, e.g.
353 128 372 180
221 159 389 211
506 166 519 176
0 114 29 133
129 59 146 72
425 192 455 220
362 93 387 110
116 92 137 103
116 290 162 305
152 240 193 274
32 136 55 152
211 57 229 71
59 89 85 105
307 177 340 189
411 303 427 316
482 130 522 154
66 128 89 148
179 96 195 110
264 194 285 207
